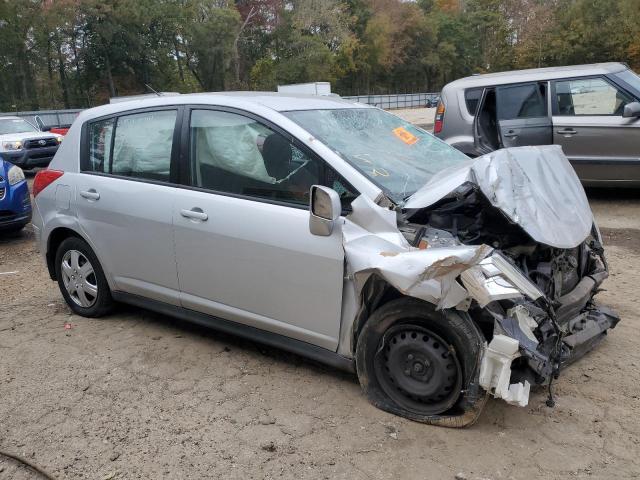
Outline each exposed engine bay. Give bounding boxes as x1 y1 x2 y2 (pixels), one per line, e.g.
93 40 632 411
401 181 619 389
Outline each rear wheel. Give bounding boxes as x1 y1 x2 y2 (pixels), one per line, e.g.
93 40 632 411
55 237 113 317
356 297 484 423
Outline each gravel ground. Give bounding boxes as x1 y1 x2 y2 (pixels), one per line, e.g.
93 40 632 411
1 177 639 479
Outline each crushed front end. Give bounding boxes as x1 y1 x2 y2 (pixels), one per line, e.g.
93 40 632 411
342 146 620 423
399 148 621 407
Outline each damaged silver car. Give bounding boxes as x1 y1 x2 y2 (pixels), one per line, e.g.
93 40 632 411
32 93 619 427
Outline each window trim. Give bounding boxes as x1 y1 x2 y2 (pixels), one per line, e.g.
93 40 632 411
80 105 184 185
550 75 636 117
495 81 549 121
179 104 360 212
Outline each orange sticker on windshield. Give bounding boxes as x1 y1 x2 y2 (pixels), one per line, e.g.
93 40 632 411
392 127 418 145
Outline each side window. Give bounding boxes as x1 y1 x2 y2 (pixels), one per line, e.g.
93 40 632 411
189 109 357 207
84 110 177 181
497 83 547 120
464 88 483 115
111 110 177 181
554 77 633 116
87 118 114 173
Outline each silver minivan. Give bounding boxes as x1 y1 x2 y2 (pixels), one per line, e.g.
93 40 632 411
434 62 640 186
32 93 619 427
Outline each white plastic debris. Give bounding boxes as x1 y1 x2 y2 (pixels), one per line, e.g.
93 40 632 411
479 334 530 407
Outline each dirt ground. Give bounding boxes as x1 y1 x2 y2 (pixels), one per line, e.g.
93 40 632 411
1 173 639 480
393 107 436 129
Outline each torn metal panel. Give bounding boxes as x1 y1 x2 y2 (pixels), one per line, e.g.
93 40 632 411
343 195 492 310
404 145 593 249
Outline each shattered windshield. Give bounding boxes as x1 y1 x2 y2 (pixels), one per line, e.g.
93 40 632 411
284 108 469 203
614 69 640 95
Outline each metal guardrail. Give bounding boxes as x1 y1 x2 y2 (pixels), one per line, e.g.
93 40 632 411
341 93 439 109
1 92 439 128
0 109 82 128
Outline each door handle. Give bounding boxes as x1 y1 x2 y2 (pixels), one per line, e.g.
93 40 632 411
503 130 518 138
180 208 208 221
79 189 100 201
557 128 577 135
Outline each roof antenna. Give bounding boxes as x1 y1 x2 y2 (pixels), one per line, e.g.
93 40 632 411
145 84 161 96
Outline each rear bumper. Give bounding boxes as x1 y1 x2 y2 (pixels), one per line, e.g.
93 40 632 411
0 211 32 230
1 145 59 168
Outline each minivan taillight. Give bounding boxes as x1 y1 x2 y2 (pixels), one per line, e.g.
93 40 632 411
434 101 445 134
33 169 64 197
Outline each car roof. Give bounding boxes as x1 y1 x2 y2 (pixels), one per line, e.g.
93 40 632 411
77 92 370 122
444 62 629 90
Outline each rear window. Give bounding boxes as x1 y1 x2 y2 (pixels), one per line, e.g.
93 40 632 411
84 110 177 182
464 88 483 115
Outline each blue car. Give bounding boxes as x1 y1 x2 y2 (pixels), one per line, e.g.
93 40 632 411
0 158 31 232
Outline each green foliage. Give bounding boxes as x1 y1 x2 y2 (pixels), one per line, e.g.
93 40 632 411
0 0 637 110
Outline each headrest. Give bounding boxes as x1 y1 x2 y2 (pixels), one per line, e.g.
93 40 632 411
262 133 292 180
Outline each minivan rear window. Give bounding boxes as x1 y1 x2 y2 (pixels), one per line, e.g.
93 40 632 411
464 88 483 115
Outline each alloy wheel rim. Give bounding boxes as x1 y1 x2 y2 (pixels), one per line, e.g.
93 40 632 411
61 250 98 308
374 324 462 416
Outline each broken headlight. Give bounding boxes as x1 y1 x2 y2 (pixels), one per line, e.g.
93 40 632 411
461 253 544 307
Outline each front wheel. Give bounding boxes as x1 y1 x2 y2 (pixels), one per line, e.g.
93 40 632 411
55 236 114 317
355 297 486 426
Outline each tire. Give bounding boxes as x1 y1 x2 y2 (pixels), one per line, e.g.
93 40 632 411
54 236 114 317
355 297 486 425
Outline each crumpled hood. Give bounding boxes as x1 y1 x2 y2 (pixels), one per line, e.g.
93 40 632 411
404 145 593 249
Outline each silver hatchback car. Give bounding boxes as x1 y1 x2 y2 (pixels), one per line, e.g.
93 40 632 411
33 93 619 427
434 63 640 186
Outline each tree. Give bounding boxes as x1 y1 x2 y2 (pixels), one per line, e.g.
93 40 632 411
1 0 638 110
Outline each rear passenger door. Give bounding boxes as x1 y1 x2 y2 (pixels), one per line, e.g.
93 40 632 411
172 107 355 350
495 82 552 148
76 107 183 305
551 76 640 184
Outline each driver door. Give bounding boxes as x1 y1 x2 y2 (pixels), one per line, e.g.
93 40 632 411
172 107 349 350
495 82 552 148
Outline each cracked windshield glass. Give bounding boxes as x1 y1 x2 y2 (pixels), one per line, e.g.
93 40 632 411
284 108 470 203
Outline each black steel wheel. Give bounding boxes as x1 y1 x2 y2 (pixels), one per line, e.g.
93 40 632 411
374 324 462 415
355 297 486 425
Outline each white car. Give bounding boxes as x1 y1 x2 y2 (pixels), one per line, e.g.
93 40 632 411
0 116 63 169
31 93 619 426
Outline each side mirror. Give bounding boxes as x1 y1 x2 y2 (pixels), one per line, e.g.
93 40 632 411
309 185 341 236
622 101 640 118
